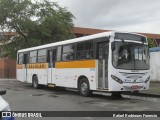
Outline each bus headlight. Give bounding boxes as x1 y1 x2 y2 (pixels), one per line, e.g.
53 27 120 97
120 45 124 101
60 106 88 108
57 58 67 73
144 76 150 83
111 75 123 84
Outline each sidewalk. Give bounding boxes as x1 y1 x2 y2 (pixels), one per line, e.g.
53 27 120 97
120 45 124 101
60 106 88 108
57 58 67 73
133 82 160 97
141 82 160 94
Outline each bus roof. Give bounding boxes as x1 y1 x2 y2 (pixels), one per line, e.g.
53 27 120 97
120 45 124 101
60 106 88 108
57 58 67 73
18 31 146 53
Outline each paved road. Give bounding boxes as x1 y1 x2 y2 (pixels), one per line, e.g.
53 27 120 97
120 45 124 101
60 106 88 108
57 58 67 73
0 79 160 120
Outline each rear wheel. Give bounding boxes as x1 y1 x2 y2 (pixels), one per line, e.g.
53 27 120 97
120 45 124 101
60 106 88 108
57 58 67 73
78 78 92 97
32 75 39 89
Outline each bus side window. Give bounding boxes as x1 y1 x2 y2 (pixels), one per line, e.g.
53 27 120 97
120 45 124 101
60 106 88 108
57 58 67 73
85 41 93 59
77 43 85 59
52 51 56 61
76 41 93 60
23 53 28 64
18 53 23 64
29 51 37 63
62 44 76 61
52 50 57 67
57 46 62 61
38 49 47 63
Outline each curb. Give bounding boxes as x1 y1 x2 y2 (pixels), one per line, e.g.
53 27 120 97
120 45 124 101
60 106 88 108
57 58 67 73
123 92 160 98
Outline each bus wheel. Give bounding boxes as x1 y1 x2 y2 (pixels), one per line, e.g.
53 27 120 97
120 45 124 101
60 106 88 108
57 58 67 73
78 78 92 97
32 75 39 89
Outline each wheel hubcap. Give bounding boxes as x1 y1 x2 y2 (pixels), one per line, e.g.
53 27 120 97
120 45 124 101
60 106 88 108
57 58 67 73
81 82 88 94
34 80 37 88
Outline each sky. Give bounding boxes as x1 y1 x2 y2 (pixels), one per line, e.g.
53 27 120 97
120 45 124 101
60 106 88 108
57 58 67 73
52 0 160 34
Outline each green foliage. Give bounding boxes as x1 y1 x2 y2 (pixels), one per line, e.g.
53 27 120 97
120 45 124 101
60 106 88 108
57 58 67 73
147 38 156 48
0 0 75 58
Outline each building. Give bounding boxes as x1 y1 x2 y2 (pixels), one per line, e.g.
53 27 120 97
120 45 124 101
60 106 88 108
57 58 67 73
0 59 16 78
1 27 160 47
73 27 160 46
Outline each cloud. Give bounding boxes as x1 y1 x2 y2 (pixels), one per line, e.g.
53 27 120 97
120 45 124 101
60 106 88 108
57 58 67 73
53 0 160 34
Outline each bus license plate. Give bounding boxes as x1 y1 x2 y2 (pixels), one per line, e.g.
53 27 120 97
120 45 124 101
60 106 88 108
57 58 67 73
131 85 138 89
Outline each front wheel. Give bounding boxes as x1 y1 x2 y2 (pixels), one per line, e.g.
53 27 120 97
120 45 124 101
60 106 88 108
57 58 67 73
32 75 39 89
78 78 92 97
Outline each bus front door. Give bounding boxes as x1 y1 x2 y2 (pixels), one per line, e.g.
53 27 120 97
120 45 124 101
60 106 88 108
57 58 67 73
98 42 109 89
23 53 28 82
48 49 56 84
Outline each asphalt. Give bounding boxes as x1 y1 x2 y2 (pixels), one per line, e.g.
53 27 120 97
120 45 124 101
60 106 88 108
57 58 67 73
0 79 160 98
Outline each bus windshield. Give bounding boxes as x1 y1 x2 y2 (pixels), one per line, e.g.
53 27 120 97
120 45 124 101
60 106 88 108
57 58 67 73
112 41 150 70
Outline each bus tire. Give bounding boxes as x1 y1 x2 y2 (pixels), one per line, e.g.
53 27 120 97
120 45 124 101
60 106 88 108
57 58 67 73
78 78 92 97
32 75 39 89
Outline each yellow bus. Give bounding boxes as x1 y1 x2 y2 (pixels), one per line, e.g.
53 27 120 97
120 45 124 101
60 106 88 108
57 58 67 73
17 31 150 96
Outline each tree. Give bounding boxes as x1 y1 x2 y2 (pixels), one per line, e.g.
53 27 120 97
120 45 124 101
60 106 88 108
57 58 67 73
147 38 156 48
0 0 75 58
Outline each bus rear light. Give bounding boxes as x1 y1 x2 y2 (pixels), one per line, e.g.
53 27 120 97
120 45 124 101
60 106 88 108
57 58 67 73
144 76 150 83
111 75 123 84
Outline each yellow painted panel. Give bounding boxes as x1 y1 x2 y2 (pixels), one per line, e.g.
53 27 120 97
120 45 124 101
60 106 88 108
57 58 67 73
17 64 23 69
55 60 96 68
26 63 47 69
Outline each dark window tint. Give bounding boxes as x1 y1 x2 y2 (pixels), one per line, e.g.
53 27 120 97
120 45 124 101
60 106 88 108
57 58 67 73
85 42 93 50
85 50 93 59
57 41 94 61
77 43 84 51
76 51 85 59
76 41 93 59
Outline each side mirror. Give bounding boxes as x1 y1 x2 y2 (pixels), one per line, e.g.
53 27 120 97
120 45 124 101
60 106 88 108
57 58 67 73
0 90 6 95
111 42 115 50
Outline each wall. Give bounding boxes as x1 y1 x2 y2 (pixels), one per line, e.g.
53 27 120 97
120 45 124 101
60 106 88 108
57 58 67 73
150 52 160 82
0 59 16 78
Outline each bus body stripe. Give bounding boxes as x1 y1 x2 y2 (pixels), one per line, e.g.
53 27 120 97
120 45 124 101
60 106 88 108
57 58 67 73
17 63 47 69
17 60 96 69
55 60 96 68
26 63 47 69
17 64 23 69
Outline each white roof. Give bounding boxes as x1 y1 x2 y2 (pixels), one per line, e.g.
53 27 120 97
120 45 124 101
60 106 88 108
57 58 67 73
18 31 146 53
18 31 114 53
